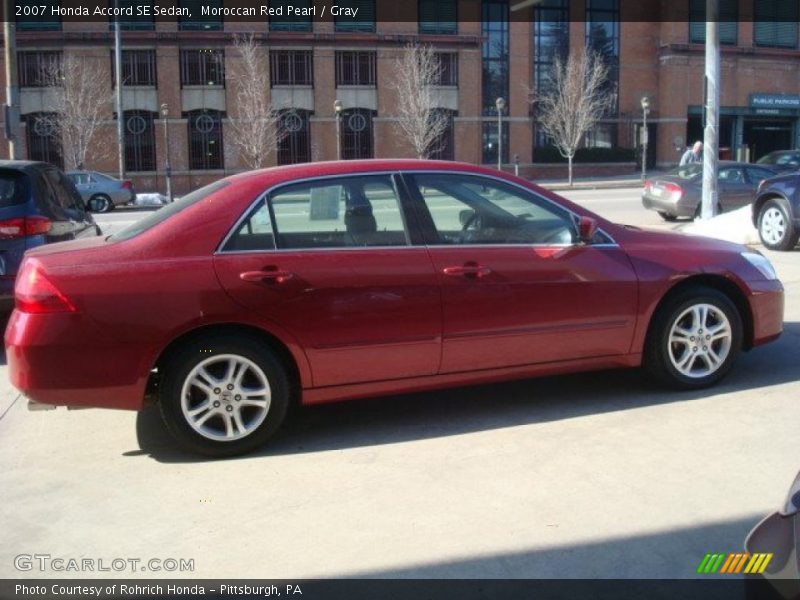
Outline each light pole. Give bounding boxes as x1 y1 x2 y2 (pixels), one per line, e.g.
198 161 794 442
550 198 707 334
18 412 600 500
334 99 343 161
3 0 20 159
114 0 125 179
495 97 506 171
640 96 650 182
160 103 173 203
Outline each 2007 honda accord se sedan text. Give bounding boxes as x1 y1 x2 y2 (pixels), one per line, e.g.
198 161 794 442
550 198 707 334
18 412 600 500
5 160 784 457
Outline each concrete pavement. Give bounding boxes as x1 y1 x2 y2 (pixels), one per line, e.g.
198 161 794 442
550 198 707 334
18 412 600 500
1 190 798 580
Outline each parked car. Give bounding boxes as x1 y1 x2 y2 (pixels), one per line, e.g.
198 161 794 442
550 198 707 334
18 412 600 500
642 161 780 221
752 173 800 251
745 470 800 599
0 161 101 311
5 160 783 457
66 170 135 212
756 150 800 173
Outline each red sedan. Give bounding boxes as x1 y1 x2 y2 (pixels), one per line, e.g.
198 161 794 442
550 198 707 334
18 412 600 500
5 160 784 457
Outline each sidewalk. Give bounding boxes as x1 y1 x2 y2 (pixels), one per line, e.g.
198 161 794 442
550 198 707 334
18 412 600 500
535 170 665 191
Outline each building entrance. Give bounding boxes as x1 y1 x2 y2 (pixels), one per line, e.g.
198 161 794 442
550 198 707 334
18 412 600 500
742 119 794 160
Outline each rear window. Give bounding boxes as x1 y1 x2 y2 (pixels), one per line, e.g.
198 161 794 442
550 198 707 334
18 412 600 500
0 171 28 209
110 180 230 242
668 164 702 179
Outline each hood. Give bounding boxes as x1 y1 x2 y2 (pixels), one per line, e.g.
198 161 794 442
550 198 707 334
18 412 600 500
616 224 748 254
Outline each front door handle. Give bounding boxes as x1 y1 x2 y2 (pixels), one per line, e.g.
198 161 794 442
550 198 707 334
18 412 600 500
240 269 294 284
442 263 492 279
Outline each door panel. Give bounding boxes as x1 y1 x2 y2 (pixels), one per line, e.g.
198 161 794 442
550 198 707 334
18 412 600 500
406 172 638 373
214 174 441 388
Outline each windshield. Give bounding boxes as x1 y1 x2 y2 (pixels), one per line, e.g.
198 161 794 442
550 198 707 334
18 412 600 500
110 180 230 242
667 164 703 179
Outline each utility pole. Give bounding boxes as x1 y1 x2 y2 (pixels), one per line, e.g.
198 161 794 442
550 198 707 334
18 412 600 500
3 0 20 159
114 1 125 179
701 0 720 220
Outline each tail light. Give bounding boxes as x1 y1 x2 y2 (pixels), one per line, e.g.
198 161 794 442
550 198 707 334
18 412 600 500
0 216 51 239
643 180 653 193
121 180 133 190
663 182 683 201
15 260 75 314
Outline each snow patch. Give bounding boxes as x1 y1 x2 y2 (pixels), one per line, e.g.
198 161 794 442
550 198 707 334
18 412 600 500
133 193 168 207
682 206 759 245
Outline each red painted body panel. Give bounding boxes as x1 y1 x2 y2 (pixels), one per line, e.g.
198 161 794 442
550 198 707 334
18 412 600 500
3 160 784 412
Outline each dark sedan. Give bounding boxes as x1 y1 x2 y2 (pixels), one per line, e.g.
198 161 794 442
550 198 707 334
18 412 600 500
642 161 780 221
756 150 800 173
752 171 800 251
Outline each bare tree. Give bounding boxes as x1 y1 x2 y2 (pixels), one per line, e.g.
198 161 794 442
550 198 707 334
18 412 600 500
390 44 450 159
43 54 112 171
533 49 615 186
227 34 284 170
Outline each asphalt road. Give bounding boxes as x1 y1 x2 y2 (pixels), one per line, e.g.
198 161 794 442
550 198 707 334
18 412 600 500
1 187 798 580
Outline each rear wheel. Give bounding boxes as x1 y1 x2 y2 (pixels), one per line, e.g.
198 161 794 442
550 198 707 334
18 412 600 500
644 286 742 389
758 198 799 251
158 335 290 457
657 211 677 222
88 194 113 213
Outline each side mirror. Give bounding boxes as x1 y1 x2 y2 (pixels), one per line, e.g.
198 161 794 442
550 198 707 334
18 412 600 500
459 209 476 227
578 216 598 244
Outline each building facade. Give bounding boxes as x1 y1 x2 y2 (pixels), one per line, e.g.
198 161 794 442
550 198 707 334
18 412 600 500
3 0 800 194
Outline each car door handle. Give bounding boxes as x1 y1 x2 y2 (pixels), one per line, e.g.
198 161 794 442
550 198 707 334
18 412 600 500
240 269 294 284
442 264 492 278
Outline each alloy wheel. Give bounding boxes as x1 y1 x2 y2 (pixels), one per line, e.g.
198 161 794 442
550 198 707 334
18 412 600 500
760 207 786 246
667 303 732 379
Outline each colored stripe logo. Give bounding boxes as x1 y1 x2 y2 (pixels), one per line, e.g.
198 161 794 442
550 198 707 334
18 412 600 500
696 552 773 574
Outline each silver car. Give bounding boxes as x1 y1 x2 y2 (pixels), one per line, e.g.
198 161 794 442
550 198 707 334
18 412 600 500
66 171 135 213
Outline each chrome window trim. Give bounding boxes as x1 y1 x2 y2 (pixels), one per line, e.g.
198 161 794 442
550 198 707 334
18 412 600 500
214 169 619 255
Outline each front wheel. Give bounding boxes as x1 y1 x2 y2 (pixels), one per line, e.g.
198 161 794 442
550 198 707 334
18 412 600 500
758 198 799 251
644 287 742 390
158 335 290 457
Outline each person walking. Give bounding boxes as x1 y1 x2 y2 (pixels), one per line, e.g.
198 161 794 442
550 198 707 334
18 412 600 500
680 141 703 166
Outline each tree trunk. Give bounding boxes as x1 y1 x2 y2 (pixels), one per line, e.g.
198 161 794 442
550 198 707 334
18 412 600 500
568 155 574 187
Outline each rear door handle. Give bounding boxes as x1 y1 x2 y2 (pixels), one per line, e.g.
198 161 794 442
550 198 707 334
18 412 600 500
240 269 294 284
442 264 492 278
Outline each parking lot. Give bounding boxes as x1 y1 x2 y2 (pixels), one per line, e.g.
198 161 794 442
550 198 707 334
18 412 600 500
1 187 798 579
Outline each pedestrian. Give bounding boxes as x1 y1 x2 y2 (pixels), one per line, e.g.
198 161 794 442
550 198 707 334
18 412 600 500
680 141 703 166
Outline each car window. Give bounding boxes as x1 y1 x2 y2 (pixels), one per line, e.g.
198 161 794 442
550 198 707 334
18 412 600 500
91 172 114 183
746 167 777 184
69 173 89 185
43 169 84 210
111 179 230 242
0 171 27 209
668 164 702 179
268 175 409 249
719 167 744 183
411 173 576 246
775 154 799 166
221 200 275 252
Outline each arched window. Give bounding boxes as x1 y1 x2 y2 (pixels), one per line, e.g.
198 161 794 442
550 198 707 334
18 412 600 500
24 112 62 168
340 109 374 160
278 110 311 165
123 110 156 172
187 110 224 170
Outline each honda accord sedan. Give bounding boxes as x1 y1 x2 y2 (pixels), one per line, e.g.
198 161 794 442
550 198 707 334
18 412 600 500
5 160 784 457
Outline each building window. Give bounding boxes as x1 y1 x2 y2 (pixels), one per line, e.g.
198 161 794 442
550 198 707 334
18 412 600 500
335 51 377 86
341 109 374 159
270 50 314 86
278 110 311 165
108 0 155 30
434 53 458 86
482 0 509 164
18 51 62 87
689 0 737 44
419 0 457 34
269 0 313 31
334 0 376 32
179 0 223 30
16 0 61 31
586 0 619 146
754 0 799 48
112 50 157 87
429 109 456 160
187 110 224 171
180 49 225 87
123 111 156 172
533 0 569 147
24 113 62 168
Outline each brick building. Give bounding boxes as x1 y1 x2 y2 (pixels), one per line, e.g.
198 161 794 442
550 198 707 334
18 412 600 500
4 0 800 194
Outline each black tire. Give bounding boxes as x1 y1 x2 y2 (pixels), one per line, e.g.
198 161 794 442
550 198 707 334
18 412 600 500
644 286 742 390
658 211 678 222
758 198 799 251
158 334 291 458
88 194 113 213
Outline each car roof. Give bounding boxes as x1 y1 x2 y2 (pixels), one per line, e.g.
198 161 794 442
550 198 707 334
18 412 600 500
0 160 52 173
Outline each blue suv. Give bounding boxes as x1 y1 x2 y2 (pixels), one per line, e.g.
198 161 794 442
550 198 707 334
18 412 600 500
0 161 101 310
